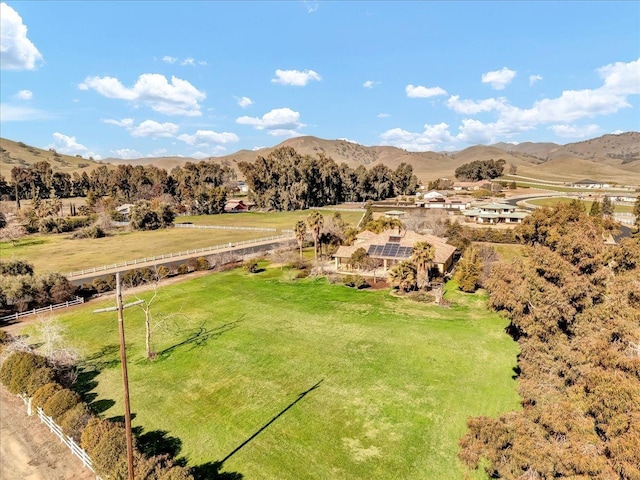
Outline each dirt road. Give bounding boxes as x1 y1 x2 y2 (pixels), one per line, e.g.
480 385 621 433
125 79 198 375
0 387 94 480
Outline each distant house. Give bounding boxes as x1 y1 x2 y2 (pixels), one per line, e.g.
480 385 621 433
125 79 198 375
421 189 446 200
384 210 406 219
452 180 491 191
571 179 611 189
462 203 529 224
224 200 249 213
333 229 457 275
419 196 470 211
115 203 135 220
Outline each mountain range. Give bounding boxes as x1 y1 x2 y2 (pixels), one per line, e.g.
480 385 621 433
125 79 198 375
2 132 639 185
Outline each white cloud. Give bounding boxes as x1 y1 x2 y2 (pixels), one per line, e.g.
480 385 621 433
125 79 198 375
447 95 508 114
405 84 447 98
113 148 142 159
14 89 33 100
440 58 640 144
130 120 179 138
237 107 305 133
611 129 624 135
177 130 239 145
79 73 206 116
162 56 177 64
103 118 134 127
304 1 319 13
598 58 640 95
103 118 178 138
268 129 303 137
237 96 254 108
191 146 227 159
481 67 517 90
0 104 53 121
377 113 390 118
529 74 543 86
550 124 601 139
272 69 321 86
181 57 195 66
49 132 101 159
0 3 43 70
380 123 456 151
363 80 380 89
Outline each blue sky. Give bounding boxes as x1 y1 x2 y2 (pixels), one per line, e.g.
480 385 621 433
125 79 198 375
1 1 639 160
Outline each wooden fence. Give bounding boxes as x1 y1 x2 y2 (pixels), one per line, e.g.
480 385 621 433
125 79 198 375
67 233 294 278
174 223 276 232
0 296 84 323
36 406 97 474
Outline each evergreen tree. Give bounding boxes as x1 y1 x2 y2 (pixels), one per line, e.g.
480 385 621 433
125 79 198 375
601 195 614 217
454 245 482 292
589 199 602 217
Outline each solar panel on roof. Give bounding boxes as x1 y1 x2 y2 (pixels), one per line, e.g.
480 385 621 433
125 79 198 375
388 236 401 243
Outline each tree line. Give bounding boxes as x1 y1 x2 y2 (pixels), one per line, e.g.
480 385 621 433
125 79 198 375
239 147 419 210
1 148 418 213
459 202 640 479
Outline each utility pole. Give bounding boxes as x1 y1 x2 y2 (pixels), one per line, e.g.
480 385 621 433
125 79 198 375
93 272 143 480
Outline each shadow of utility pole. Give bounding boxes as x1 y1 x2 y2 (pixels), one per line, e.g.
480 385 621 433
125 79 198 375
220 379 324 465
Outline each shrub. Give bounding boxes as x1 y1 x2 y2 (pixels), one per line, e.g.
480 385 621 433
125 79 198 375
156 265 170 278
408 292 435 303
243 260 259 273
59 402 93 442
24 365 55 396
32 382 63 409
43 388 82 422
0 351 48 394
91 424 129 478
195 257 210 271
0 330 9 344
177 264 189 275
343 275 369 289
0 259 35 276
72 225 106 239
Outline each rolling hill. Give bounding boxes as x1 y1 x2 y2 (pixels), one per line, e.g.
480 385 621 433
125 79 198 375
0 138 105 176
2 132 639 186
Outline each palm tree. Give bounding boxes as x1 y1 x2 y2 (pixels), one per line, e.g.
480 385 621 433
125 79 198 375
411 241 435 290
294 220 307 260
306 211 324 268
389 261 417 292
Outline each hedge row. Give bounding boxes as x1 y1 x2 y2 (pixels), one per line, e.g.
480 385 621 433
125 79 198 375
0 346 193 479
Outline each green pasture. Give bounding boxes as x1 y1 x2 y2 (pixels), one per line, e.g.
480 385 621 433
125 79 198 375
0 228 269 274
177 209 364 230
527 197 633 213
33 267 520 479
0 209 363 275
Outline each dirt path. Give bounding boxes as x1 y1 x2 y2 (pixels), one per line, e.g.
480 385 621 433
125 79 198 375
0 387 95 480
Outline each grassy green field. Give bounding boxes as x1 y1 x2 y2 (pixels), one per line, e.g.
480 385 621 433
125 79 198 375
0 210 363 275
527 197 633 213
30 267 520 479
178 209 364 230
0 228 269 274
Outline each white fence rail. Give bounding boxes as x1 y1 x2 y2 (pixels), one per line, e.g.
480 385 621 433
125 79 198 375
37 407 96 473
614 212 637 225
174 223 276 232
67 234 294 278
0 296 84 323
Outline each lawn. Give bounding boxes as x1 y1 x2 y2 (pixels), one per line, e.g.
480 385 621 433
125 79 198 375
527 196 633 213
33 267 520 480
177 209 364 230
0 228 270 275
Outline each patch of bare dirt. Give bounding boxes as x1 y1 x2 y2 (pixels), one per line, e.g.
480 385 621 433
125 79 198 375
0 387 95 480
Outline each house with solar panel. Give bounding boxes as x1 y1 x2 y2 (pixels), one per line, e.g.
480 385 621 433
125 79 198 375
333 229 457 276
